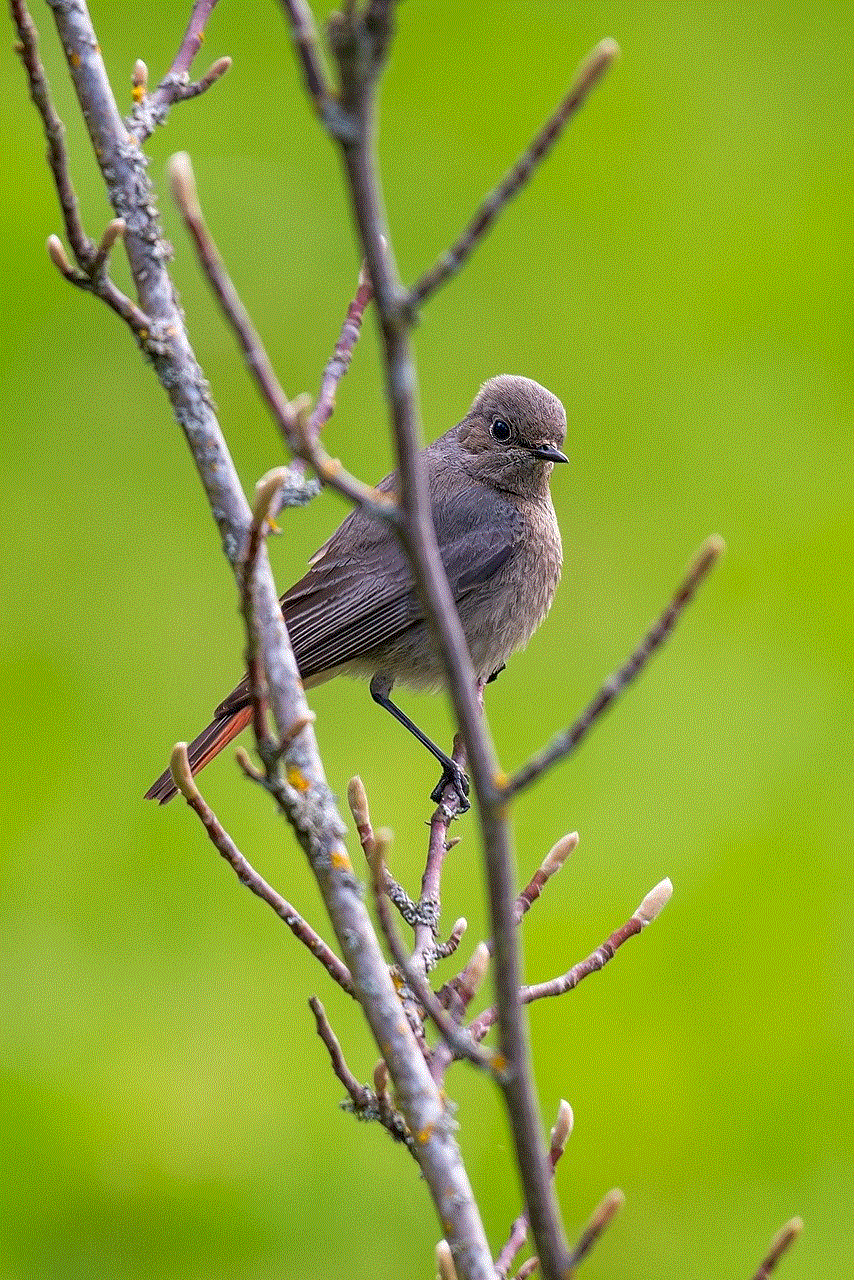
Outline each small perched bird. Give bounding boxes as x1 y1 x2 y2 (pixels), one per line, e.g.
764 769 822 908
145 375 567 806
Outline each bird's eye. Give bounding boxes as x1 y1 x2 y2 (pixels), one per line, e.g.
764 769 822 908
490 418 512 442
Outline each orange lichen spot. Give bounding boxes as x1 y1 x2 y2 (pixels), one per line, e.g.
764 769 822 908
139 328 149 340
321 457 343 480
491 1052 508 1073
493 768 508 789
286 765 310 792
70 51 81 68
132 84 145 103
331 848 352 871
197 29 205 44
416 1125 434 1144
267 516 281 534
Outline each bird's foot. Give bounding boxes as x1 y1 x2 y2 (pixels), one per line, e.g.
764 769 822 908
430 761 471 813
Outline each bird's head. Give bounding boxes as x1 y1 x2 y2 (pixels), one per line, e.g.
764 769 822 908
456 375 568 495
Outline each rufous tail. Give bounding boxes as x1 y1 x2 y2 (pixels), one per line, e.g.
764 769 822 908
144 705 253 804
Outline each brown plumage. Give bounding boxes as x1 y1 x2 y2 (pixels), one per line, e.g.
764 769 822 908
145 375 567 805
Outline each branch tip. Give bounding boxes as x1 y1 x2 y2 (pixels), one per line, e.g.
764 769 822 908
633 877 673 925
132 58 148 92
373 1058 389 1096
568 1188 625 1267
435 1239 458 1280
463 941 490 998
169 150 201 219
170 741 202 804
752 1217 804 1279
205 54 232 84
550 1099 574 1154
234 744 265 782
251 466 290 527
46 233 73 277
541 831 579 876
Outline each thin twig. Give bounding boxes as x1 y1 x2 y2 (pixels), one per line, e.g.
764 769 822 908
308 995 372 1108
88 217 126 280
566 1189 624 1271
169 745 353 994
327 10 573 1274
168 152 300 437
495 1101 574 1278
468 880 673 1046
130 0 230 142
433 832 576 1080
168 152 394 518
405 39 619 314
307 263 374 442
11 0 151 335
504 537 725 799
278 0 335 120
308 995 414 1149
239 467 292 755
348 776 420 923
751 1218 804 1280
414 730 470 961
11 0 91 261
368 834 496 1074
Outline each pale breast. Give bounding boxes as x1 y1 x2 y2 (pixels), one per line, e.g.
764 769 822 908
457 495 563 680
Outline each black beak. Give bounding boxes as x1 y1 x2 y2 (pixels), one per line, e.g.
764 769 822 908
533 445 569 464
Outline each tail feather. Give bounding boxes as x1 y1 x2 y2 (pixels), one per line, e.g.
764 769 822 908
144 705 253 803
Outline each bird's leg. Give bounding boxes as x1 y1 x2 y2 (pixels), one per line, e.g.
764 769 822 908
369 675 470 812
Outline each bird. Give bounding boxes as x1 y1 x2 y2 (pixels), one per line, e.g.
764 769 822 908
145 374 567 807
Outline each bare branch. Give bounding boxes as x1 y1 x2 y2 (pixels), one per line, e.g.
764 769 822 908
348 776 420 923
325 10 572 1273
169 744 353 994
239 467 294 755
89 217 126 280
11 1 152 335
168 151 300 439
414 729 471 962
495 1100 574 1278
168 151 393 518
368 832 495 1075
751 1218 804 1280
566 1189 624 1271
11 0 92 263
406 39 619 313
516 833 579 920
468 880 673 1045
433 831 576 1078
24 7 492 1271
129 0 230 142
278 0 335 121
307 262 374 441
308 995 372 1108
504 537 725 798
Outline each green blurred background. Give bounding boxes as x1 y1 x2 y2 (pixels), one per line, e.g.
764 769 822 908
1 1 851 1276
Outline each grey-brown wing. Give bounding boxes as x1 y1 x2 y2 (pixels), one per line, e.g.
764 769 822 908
214 478 522 715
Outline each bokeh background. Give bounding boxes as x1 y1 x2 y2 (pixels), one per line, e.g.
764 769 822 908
1 2 851 1277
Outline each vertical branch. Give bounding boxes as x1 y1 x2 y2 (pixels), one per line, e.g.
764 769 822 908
324 13 572 1279
19 6 495 1277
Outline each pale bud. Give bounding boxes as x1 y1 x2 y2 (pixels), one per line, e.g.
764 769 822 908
633 877 673 925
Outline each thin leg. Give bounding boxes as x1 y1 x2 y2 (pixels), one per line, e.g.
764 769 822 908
369 674 470 811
